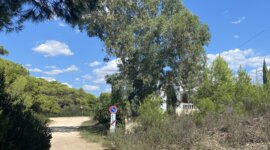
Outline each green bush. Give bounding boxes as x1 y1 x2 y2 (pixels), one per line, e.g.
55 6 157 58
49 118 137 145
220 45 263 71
0 100 51 150
94 93 111 124
138 94 166 129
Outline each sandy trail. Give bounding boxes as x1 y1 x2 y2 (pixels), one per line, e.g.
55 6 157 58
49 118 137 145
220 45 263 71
49 117 104 150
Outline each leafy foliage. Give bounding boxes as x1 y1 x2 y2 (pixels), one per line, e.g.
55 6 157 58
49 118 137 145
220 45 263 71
0 0 98 32
138 94 166 129
91 0 211 116
194 56 270 116
194 56 234 113
94 93 111 124
0 69 51 150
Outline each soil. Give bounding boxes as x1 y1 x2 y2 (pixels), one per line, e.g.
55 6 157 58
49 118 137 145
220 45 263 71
49 117 104 150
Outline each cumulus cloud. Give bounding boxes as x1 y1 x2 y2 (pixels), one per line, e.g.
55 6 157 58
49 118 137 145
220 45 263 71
92 59 120 84
28 68 43 73
45 66 57 69
33 40 74 57
75 77 80 81
44 65 79 75
232 16 246 24
207 48 270 70
89 61 102 67
82 75 93 80
25 64 32 67
82 85 100 91
40 77 56 82
62 82 72 88
207 48 270 83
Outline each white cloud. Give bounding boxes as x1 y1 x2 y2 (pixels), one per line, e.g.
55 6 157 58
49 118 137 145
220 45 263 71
28 68 43 73
45 66 57 69
82 85 100 91
207 48 270 83
58 22 66 27
233 35 239 38
62 82 72 88
25 64 32 67
232 16 246 24
33 40 74 57
89 61 102 67
75 77 80 81
93 78 106 84
92 59 120 84
82 75 93 80
44 65 79 75
207 48 270 70
40 77 56 82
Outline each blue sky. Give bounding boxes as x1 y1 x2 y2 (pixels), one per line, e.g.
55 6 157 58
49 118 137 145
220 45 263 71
1 0 270 96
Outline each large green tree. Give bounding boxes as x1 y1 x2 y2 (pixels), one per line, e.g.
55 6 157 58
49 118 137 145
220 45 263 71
195 56 234 113
234 66 252 113
86 0 210 115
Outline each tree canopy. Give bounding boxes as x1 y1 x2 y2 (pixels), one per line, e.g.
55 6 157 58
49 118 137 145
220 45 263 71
83 0 211 115
0 0 97 32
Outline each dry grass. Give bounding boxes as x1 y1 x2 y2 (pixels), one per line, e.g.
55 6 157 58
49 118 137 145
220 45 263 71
102 113 270 150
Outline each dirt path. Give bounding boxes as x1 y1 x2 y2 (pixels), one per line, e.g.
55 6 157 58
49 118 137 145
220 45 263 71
49 117 104 150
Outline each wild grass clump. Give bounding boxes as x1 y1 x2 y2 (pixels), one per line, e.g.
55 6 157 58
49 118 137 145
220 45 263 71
106 116 200 150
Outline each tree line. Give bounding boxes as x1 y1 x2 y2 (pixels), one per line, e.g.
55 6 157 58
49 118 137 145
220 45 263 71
194 56 270 120
0 58 96 116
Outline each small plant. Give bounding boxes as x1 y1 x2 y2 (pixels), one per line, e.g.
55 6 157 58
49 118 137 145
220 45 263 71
138 93 167 130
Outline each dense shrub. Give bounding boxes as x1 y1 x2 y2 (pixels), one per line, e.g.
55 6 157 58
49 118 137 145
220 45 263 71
94 93 111 124
0 102 52 150
138 94 167 129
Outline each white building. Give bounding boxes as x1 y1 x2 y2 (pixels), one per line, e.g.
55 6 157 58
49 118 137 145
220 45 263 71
159 86 198 115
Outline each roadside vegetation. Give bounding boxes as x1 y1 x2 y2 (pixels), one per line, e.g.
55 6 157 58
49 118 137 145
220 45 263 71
0 58 96 149
1 0 270 150
92 56 270 150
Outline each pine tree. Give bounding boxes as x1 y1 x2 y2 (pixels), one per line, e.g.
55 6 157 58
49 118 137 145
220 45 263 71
0 1 97 32
263 59 268 85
